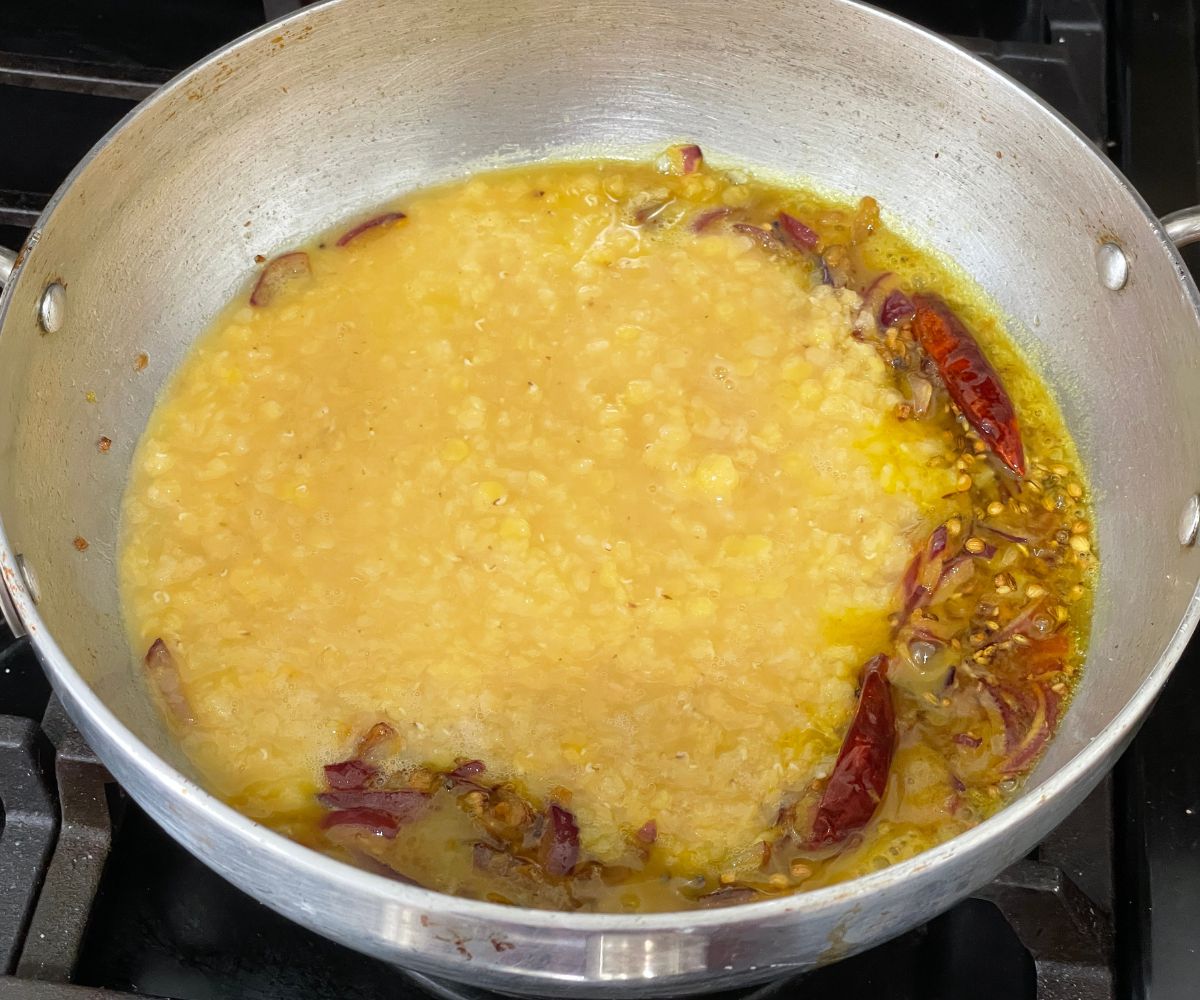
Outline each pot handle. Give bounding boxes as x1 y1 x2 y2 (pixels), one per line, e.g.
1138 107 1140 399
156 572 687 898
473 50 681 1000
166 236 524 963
1162 207 1200 248
0 246 15 287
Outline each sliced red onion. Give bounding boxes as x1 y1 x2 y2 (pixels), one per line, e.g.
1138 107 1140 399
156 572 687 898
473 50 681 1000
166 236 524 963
320 807 401 838
697 886 762 907
1004 730 1050 773
249 251 310 307
977 522 1029 544
936 549 974 581
445 758 488 789
880 290 915 327
818 256 834 286
982 680 1060 775
144 639 195 725
635 820 658 844
318 788 430 823
679 144 703 174
324 758 378 790
336 211 406 247
897 545 928 611
691 207 731 233
980 681 1027 750
777 212 819 249
731 223 777 249
539 804 580 876
953 733 983 748
1003 685 1060 773
893 523 953 634
932 556 975 604
448 759 486 780
895 584 931 634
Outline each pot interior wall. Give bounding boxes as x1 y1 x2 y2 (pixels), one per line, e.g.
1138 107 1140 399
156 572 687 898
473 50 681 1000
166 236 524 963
0 0 1196 803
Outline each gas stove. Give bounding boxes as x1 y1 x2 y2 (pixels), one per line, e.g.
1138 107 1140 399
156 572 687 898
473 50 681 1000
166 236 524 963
0 3 1197 998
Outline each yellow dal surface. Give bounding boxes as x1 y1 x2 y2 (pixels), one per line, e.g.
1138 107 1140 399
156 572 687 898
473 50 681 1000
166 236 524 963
119 162 963 875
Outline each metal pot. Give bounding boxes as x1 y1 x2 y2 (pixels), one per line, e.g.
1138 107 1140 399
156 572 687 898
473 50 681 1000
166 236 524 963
1 0 1198 993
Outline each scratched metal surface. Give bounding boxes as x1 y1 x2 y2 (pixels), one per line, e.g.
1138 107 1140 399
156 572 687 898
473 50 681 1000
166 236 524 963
0 0 1197 993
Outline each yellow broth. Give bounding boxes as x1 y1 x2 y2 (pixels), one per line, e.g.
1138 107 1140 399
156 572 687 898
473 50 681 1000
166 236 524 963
118 152 1093 911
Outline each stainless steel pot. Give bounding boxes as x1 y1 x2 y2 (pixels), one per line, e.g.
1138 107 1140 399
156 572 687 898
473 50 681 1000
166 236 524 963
1 0 1199 993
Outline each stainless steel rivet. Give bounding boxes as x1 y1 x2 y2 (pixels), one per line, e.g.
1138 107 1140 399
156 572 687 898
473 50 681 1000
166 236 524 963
1180 494 1200 547
38 281 66 333
16 553 40 603
1096 242 1129 291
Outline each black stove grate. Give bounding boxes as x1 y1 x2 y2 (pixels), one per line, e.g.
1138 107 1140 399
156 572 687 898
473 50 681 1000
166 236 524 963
1 0 1198 997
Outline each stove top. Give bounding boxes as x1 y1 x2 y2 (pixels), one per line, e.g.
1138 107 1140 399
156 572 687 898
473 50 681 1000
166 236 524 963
1 2 1197 998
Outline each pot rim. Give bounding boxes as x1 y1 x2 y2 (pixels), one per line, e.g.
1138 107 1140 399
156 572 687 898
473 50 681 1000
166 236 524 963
1 0 1198 939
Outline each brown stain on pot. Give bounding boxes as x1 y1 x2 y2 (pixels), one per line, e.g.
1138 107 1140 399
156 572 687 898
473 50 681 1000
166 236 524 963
270 23 315 51
183 17 312 101
817 902 863 965
186 57 239 101
12 230 39 271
